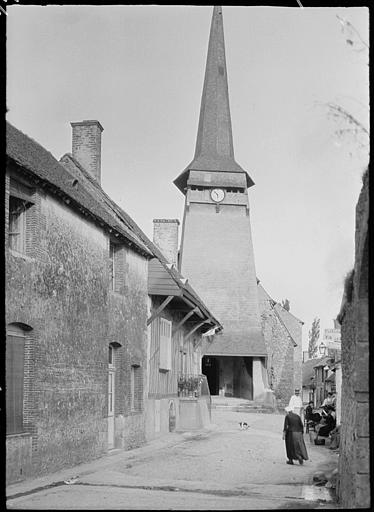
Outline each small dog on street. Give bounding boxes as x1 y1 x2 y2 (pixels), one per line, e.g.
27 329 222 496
239 422 249 430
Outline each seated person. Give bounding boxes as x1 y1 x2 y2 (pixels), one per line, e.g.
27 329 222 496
322 392 335 409
305 401 314 421
311 411 322 423
316 408 336 437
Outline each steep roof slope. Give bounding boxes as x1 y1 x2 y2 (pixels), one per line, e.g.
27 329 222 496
6 121 151 256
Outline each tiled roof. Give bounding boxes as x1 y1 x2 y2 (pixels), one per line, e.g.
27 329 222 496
204 329 267 357
6 122 151 256
313 356 332 368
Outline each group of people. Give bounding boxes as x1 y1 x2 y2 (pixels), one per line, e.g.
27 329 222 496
305 392 337 438
283 389 338 466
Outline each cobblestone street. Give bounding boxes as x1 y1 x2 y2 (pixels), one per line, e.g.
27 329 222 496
6 409 340 510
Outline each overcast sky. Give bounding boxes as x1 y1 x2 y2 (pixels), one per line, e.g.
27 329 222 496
6 5 369 350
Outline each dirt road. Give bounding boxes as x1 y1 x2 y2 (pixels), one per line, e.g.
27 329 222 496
6 409 340 509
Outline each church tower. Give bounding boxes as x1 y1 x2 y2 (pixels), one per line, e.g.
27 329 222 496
175 6 268 400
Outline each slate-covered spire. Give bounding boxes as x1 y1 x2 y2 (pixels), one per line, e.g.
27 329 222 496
174 6 253 193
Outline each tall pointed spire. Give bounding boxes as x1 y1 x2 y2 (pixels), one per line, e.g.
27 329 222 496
174 6 253 193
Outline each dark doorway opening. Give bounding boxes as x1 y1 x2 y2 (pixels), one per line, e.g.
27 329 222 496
202 356 219 395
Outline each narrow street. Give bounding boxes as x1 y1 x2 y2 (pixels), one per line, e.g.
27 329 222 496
6 409 340 510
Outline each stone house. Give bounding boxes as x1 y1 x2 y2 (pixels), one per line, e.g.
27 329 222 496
5 120 154 484
337 169 369 509
257 282 303 408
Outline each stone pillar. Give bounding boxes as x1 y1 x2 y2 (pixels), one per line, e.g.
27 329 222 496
252 358 266 400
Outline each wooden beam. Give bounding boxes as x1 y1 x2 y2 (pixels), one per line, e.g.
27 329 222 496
147 295 174 326
184 319 210 342
172 307 199 335
181 296 203 318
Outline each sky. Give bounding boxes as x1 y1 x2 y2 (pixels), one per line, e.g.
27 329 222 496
6 4 369 351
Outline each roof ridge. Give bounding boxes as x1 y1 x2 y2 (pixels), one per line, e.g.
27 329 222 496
6 122 151 256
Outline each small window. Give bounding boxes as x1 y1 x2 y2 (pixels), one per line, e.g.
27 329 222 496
8 196 28 253
130 364 142 412
159 318 172 371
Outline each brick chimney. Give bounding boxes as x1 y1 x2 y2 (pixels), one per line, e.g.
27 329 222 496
153 219 180 266
71 120 104 183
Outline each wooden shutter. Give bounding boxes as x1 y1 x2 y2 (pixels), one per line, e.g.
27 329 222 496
159 318 172 371
6 335 25 434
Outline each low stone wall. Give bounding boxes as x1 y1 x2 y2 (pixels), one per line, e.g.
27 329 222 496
178 397 210 431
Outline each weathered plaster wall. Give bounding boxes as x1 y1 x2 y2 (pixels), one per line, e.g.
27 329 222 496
6 178 148 481
108 249 148 450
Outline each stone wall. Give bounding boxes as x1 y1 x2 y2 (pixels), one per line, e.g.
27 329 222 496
338 169 369 508
6 171 148 482
258 285 295 408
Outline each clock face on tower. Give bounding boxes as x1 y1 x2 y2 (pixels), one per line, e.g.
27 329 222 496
210 188 225 202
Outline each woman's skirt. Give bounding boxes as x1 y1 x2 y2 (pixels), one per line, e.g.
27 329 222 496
285 431 309 461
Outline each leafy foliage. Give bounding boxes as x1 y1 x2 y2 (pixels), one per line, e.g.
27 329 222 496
308 317 320 359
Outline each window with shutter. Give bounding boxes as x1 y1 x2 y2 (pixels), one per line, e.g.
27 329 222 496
159 318 172 371
6 330 26 434
8 196 27 253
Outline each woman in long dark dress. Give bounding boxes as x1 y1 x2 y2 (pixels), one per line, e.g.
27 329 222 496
283 406 309 465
